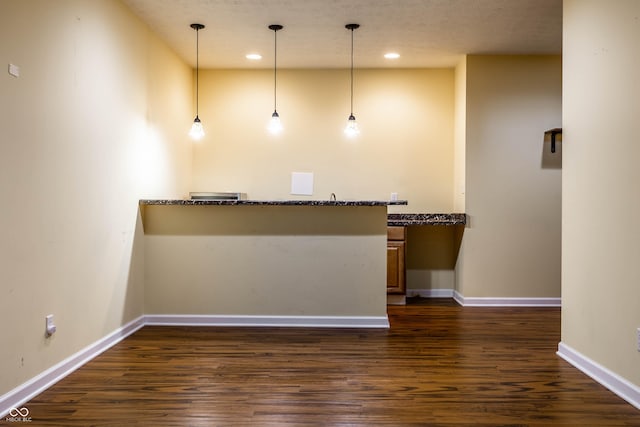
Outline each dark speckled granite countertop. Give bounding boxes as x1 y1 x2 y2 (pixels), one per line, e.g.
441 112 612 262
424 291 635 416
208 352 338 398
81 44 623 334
138 200 465 226
387 213 466 226
139 199 408 206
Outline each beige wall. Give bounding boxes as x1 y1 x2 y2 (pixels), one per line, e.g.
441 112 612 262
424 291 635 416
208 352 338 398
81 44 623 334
563 0 640 386
454 57 467 213
456 55 562 298
406 225 463 293
413 56 467 294
0 0 192 395
143 205 387 317
192 68 455 213
192 68 459 291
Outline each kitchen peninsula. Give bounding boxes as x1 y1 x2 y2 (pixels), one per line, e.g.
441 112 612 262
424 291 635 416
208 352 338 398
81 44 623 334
139 199 407 328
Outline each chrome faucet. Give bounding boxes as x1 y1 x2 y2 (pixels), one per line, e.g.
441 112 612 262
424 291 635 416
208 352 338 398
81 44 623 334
330 193 336 201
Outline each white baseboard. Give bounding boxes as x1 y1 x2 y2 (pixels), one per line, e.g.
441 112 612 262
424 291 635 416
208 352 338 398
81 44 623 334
557 342 640 410
145 314 390 329
406 289 455 298
454 291 561 307
0 315 145 418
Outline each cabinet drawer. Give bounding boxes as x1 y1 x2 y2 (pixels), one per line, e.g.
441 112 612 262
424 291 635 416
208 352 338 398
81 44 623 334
387 226 406 241
387 241 406 294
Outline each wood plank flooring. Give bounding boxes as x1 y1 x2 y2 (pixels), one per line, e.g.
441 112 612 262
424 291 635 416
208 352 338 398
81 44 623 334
22 298 640 426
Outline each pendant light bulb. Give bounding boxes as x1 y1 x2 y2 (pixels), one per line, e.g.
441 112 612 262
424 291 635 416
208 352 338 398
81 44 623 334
189 116 205 140
344 114 360 137
268 24 284 134
189 23 205 141
269 111 283 134
344 24 360 138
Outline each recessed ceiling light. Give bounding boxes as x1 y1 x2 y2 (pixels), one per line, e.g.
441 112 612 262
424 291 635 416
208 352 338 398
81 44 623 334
246 53 262 60
384 52 400 59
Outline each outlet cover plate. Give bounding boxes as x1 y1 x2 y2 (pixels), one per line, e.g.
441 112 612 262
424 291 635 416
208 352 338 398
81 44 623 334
8 63 20 77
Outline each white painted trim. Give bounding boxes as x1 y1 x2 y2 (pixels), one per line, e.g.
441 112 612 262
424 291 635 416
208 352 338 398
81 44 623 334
406 289 454 298
453 290 465 306
0 315 145 418
453 291 561 307
145 314 390 329
557 342 640 410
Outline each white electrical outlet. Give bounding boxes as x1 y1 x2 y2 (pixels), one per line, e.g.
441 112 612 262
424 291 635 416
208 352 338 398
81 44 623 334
45 314 57 336
8 63 20 77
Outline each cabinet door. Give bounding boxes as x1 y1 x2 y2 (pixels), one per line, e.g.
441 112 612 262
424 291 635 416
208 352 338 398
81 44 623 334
387 241 406 294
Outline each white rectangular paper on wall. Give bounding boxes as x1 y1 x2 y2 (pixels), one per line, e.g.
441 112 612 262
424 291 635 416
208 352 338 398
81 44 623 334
291 172 314 196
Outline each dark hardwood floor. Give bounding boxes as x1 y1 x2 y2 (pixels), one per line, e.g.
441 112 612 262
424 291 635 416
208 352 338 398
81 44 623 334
22 298 640 426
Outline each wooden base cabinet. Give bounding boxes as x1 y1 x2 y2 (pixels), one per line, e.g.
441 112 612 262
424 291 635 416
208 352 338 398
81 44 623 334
387 226 406 296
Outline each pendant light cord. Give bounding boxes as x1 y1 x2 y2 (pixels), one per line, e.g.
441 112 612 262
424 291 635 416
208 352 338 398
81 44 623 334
345 24 359 116
195 27 199 117
268 24 283 122
350 27 354 116
273 28 278 112
190 23 205 118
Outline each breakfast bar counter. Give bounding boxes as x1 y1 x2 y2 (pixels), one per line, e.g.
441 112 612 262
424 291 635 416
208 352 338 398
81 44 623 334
139 199 406 328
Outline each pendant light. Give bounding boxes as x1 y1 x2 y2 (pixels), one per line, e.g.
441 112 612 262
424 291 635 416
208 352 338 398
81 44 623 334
189 23 205 140
344 23 360 137
268 24 284 134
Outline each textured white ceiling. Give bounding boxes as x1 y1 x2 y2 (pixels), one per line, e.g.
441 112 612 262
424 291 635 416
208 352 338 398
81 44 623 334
121 0 562 69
